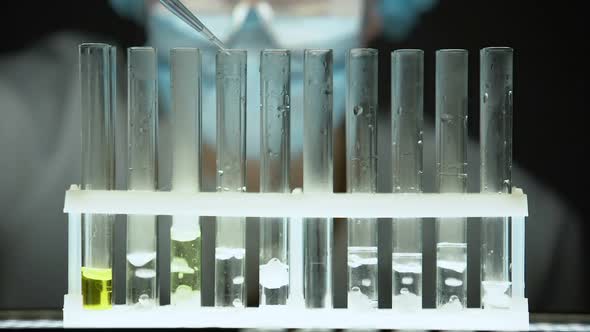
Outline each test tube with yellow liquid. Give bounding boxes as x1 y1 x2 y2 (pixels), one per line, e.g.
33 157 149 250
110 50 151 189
79 43 117 310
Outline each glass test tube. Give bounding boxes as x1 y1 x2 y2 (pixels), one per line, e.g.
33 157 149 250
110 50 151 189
126 47 159 307
303 49 333 308
170 48 202 306
480 47 513 309
435 49 468 309
259 50 291 306
391 49 424 310
345 48 379 310
215 49 247 307
79 43 116 310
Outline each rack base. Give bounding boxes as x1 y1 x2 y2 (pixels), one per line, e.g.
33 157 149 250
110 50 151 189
63 294 529 330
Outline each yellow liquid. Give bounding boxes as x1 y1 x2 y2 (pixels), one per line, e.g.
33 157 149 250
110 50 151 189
81 267 112 310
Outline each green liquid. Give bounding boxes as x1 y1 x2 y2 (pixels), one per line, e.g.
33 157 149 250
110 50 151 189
171 235 201 305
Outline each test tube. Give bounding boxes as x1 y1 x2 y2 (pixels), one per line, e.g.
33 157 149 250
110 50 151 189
435 49 468 309
126 47 158 307
215 49 247 307
79 43 116 310
345 48 378 310
391 49 424 310
170 48 202 306
259 50 291 306
480 47 513 309
303 49 333 308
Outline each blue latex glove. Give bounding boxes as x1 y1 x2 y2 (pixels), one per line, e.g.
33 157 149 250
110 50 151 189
377 0 437 40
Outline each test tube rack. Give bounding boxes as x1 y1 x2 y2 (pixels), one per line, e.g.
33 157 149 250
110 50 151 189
62 186 528 330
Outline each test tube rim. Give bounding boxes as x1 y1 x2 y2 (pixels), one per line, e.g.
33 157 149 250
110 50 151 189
79 43 112 50
436 48 468 54
304 48 333 56
392 49 424 55
171 47 201 53
128 46 157 53
481 46 514 53
261 49 290 54
216 49 247 55
348 48 378 57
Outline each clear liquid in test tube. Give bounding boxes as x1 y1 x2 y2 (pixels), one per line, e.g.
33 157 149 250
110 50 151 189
303 49 333 308
391 49 424 310
345 48 378 310
215 49 247 307
480 47 513 309
126 47 159 307
170 48 202 307
435 49 468 309
79 43 116 310
259 50 291 306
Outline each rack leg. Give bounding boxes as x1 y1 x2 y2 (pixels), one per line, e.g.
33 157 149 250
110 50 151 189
511 216 525 298
68 213 82 295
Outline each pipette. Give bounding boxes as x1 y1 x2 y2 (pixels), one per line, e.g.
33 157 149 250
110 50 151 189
159 0 226 50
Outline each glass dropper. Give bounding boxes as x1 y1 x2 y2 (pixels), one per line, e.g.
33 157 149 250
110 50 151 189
160 0 227 50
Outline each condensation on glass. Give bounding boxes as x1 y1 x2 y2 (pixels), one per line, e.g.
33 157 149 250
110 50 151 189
259 49 291 306
126 47 159 308
79 43 116 310
391 49 424 310
303 49 333 308
480 47 513 309
435 49 468 309
215 49 247 308
345 48 378 310
170 48 202 307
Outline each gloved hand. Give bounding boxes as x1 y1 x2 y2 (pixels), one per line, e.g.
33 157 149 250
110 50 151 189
377 0 437 40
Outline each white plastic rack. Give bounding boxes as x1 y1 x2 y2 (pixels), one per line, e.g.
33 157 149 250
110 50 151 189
63 185 529 330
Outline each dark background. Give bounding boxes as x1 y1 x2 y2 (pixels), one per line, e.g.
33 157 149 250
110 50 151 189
1 0 587 314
